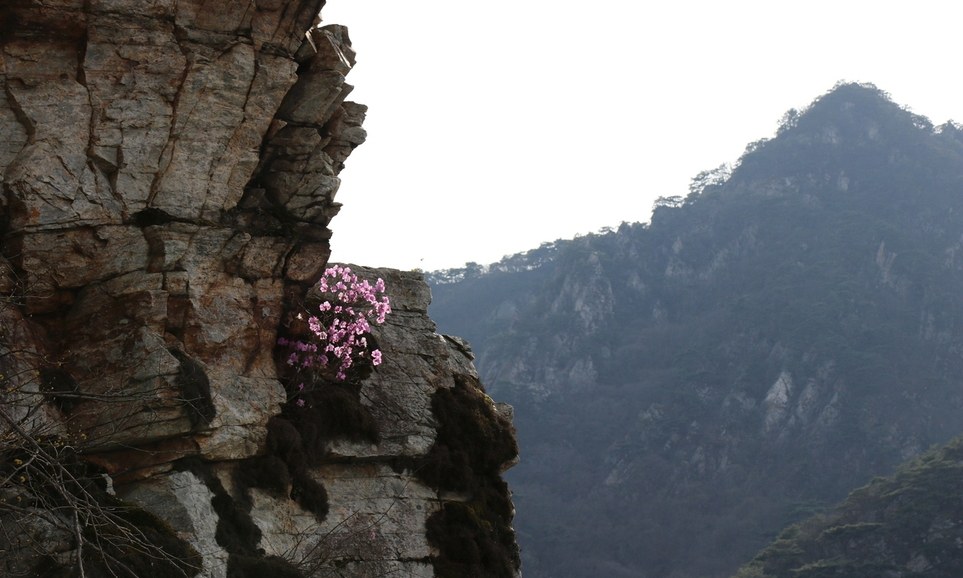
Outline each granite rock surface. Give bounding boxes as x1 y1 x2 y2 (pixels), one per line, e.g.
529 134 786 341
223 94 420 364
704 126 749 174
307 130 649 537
0 2 519 576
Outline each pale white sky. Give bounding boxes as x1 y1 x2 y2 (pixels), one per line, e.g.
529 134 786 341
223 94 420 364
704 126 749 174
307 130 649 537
322 1 963 272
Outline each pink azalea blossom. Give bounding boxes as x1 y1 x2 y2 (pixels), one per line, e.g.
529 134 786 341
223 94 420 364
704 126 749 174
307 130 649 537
279 266 391 382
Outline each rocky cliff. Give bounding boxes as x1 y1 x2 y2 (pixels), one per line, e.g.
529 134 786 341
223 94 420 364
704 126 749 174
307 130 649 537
0 2 519 577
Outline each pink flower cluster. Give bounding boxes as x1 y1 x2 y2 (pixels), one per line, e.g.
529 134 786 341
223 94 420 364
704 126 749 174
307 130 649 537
279 266 391 382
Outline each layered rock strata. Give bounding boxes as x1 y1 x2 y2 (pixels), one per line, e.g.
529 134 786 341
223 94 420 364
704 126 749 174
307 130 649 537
0 2 519 576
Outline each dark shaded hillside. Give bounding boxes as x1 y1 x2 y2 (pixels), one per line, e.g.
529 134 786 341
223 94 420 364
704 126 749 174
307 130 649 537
734 437 963 578
427 83 963 577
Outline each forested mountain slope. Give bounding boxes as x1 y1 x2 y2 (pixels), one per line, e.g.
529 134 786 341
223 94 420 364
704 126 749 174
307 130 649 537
428 83 963 577
734 437 963 578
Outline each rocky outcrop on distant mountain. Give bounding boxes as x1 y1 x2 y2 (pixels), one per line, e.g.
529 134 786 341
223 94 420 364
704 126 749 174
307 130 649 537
0 2 519 577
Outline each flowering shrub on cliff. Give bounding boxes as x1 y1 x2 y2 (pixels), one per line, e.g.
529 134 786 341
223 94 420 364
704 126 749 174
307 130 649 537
279 265 391 384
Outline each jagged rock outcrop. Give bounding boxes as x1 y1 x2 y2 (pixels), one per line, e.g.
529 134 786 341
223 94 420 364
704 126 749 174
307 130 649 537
113 267 518 578
0 2 519 577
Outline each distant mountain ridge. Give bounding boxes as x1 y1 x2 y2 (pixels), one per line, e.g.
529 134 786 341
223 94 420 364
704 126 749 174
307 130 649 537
426 240 563 285
427 83 963 577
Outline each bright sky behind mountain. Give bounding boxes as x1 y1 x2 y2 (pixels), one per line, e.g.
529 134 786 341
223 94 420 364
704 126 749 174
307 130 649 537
324 0 963 271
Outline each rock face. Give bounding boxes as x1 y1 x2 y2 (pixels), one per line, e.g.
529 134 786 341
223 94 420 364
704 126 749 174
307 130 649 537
0 2 519 577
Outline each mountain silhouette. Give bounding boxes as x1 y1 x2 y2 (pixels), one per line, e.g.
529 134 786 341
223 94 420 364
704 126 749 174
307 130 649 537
428 83 963 577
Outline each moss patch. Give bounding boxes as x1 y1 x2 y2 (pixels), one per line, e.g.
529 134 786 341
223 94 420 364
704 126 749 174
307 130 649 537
176 458 303 578
418 376 517 492
424 492 520 578
236 454 290 496
238 360 384 523
169 349 215 428
236 416 328 520
38 366 78 412
227 555 304 578
286 381 379 456
418 376 521 577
